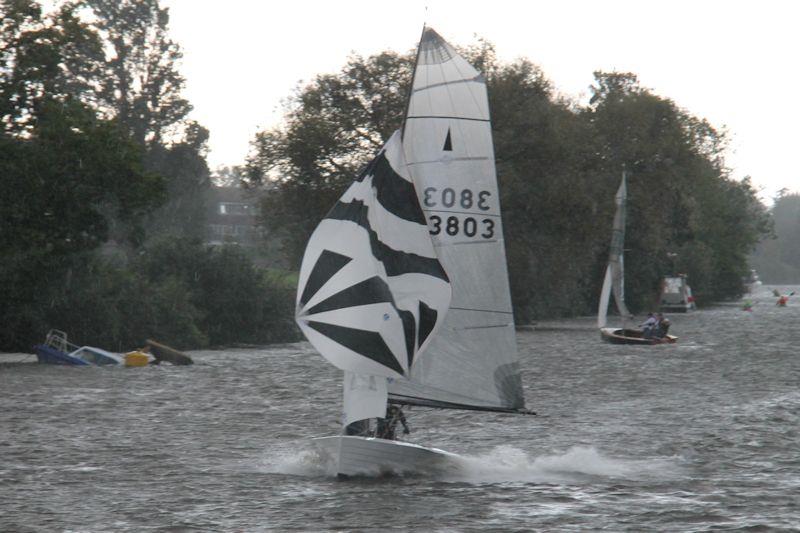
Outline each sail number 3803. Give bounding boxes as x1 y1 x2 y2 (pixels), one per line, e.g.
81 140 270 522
428 215 494 238
423 187 495 238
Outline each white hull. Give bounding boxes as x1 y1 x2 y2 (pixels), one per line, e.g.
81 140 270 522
312 436 460 478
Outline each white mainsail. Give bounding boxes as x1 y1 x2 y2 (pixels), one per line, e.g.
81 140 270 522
387 28 526 412
296 130 452 380
597 172 631 328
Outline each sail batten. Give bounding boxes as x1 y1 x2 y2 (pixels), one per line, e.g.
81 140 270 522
406 116 490 122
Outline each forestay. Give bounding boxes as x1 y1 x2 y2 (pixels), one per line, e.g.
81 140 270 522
295 131 451 379
387 28 525 412
597 172 631 328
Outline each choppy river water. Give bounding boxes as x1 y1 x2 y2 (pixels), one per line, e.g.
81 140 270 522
1 285 799 531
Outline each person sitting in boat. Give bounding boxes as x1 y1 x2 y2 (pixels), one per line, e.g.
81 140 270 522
640 312 657 338
654 313 671 338
375 404 410 440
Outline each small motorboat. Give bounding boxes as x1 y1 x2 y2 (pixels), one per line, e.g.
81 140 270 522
34 330 125 365
32 330 185 366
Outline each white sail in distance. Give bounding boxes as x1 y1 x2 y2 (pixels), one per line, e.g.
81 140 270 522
597 172 631 328
388 27 527 412
296 131 452 379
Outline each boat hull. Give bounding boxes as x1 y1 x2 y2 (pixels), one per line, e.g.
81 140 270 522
33 344 90 365
600 328 677 345
33 344 123 365
312 435 460 478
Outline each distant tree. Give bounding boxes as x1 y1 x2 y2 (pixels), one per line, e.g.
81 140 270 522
244 50 413 265
244 45 772 320
751 192 800 283
0 0 106 133
584 72 771 305
0 0 167 350
84 0 191 146
78 0 211 241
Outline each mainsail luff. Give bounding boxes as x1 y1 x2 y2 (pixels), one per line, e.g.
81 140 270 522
387 28 527 412
598 172 631 328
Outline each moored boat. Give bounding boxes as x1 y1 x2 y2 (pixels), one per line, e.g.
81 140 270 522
660 275 696 312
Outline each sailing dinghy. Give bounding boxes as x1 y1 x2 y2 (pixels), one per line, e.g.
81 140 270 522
597 173 677 345
296 27 533 478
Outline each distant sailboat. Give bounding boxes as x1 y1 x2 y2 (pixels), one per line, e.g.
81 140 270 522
296 27 533 478
597 172 677 345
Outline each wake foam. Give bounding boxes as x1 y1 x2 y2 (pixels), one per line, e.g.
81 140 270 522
444 445 681 484
257 442 683 483
257 446 334 477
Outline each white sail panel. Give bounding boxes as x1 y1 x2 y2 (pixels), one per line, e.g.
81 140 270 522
597 265 612 328
598 172 632 328
343 371 388 426
296 131 452 379
389 28 525 411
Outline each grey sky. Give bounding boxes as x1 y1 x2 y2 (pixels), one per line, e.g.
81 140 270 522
163 0 799 200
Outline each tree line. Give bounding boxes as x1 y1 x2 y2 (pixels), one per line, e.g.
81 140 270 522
1 2 772 352
244 41 771 322
0 0 296 351
751 191 800 283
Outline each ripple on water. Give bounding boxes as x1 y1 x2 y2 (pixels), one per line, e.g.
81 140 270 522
2 286 800 530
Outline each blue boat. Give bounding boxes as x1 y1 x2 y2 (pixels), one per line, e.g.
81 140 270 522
33 330 124 366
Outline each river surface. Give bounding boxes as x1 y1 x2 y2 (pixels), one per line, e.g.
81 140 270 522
1 285 798 531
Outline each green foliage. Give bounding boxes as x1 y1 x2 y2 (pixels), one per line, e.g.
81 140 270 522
85 0 192 146
0 0 291 352
751 192 800 283
245 45 771 320
244 51 413 266
137 238 299 346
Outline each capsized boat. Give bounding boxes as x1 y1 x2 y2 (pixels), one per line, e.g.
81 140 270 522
34 330 126 365
33 330 191 366
597 173 677 345
296 26 533 478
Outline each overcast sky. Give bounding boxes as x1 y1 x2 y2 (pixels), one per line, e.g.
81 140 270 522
162 0 799 200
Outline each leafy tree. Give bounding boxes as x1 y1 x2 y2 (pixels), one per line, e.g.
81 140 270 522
137 238 298 346
583 72 770 306
246 44 771 321
85 0 191 146
84 0 210 241
1 0 105 133
244 51 413 265
751 192 800 283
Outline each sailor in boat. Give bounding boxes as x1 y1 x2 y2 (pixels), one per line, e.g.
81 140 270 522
653 313 671 339
640 312 657 338
375 405 410 441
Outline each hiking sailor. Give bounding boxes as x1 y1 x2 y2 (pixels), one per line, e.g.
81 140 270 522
376 404 410 440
